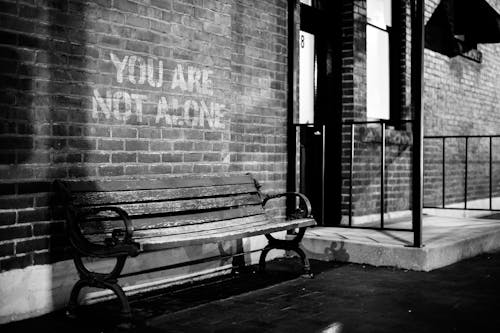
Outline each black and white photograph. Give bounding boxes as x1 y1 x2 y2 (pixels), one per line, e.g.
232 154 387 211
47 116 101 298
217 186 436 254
0 0 499 332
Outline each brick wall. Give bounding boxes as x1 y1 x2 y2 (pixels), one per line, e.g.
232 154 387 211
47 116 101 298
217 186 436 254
423 0 500 207
341 0 412 220
0 0 289 273
342 0 500 218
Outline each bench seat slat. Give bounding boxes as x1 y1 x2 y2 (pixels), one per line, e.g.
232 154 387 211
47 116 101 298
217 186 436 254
72 183 258 206
138 218 316 251
81 193 262 217
81 205 265 233
63 175 254 192
86 214 270 242
134 214 269 239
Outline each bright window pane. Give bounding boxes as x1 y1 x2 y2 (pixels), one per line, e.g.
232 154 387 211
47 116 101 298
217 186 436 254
299 30 315 124
300 0 312 6
367 0 392 29
367 25 390 120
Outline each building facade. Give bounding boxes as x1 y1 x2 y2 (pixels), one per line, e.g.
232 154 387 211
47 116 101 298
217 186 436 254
0 0 499 323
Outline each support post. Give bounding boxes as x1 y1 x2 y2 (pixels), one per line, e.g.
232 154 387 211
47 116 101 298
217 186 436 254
381 122 386 229
411 0 425 248
442 137 446 208
286 0 300 216
349 123 354 227
490 137 493 211
465 137 468 209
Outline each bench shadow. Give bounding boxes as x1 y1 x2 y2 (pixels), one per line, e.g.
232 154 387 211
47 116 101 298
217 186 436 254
76 257 344 329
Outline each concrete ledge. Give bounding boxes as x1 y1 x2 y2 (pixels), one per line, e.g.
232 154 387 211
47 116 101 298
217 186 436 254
302 217 500 271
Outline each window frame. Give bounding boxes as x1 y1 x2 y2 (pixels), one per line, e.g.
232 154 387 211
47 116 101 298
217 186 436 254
365 0 402 125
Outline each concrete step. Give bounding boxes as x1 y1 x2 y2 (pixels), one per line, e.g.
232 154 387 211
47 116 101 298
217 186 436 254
302 215 500 271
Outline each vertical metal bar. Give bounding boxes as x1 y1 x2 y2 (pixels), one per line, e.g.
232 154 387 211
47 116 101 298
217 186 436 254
321 125 326 224
442 137 446 208
464 137 468 209
286 0 299 217
381 122 386 229
490 136 493 211
349 124 354 227
411 0 424 247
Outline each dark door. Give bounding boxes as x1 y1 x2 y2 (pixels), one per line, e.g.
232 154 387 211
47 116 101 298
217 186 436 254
295 1 342 226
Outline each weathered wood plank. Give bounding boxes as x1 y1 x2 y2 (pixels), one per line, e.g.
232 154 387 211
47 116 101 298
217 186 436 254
86 214 270 242
72 183 258 206
86 217 316 250
63 175 254 192
133 215 269 239
80 193 262 217
80 205 265 234
138 218 317 251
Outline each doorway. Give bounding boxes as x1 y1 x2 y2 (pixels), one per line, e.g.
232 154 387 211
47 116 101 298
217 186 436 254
291 0 342 226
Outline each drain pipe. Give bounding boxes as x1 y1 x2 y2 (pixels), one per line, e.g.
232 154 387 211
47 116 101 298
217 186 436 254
411 0 425 248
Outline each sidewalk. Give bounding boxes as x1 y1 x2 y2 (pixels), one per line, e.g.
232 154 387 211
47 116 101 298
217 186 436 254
303 213 500 271
2 250 500 333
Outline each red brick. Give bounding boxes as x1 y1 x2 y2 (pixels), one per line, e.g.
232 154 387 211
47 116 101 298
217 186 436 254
0 196 33 209
151 141 173 151
33 250 71 265
125 140 149 151
98 165 125 177
98 139 124 151
0 225 32 241
0 184 15 195
112 152 137 163
150 164 172 174
33 221 65 237
0 211 16 226
18 208 51 223
125 165 149 175
0 254 33 272
16 238 50 254
0 242 14 257
138 153 161 163
162 153 182 163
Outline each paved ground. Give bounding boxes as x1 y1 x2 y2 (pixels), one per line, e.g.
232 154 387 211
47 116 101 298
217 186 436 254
2 250 500 333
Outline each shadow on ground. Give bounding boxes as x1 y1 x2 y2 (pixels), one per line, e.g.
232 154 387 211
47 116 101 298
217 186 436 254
0 257 343 333
3 250 500 333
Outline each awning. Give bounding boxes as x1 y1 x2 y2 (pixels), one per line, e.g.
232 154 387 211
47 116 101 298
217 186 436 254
425 0 500 57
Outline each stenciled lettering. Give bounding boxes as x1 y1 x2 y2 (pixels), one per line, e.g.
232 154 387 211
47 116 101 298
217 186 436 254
92 53 223 129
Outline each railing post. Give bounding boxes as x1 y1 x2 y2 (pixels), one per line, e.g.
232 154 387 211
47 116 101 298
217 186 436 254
381 122 386 229
349 123 354 227
464 137 468 209
411 0 424 247
442 137 446 208
490 137 493 211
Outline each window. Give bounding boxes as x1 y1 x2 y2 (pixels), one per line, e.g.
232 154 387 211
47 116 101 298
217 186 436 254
299 30 315 124
366 0 392 120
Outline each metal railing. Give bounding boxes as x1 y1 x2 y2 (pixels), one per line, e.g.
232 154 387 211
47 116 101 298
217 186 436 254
423 135 500 211
343 120 414 232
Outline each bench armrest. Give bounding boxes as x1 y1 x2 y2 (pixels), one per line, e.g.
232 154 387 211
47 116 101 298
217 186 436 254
84 206 135 244
67 205 139 258
262 192 313 219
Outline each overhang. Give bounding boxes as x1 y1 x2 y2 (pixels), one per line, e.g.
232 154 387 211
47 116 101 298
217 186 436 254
425 0 500 57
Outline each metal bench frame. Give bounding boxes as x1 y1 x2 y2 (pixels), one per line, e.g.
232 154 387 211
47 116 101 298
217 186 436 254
56 175 316 319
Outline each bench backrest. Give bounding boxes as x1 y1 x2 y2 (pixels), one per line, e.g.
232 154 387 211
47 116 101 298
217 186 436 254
57 174 267 236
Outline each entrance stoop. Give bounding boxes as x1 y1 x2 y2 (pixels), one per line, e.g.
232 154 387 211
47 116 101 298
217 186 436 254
301 214 500 271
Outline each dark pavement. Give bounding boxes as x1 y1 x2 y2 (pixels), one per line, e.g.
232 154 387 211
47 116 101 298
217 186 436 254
2 249 500 333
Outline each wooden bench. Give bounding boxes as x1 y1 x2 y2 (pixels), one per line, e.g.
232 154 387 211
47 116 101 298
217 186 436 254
56 174 316 318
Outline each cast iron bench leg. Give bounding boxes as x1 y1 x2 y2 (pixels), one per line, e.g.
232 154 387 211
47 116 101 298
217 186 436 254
68 254 132 319
258 227 313 278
